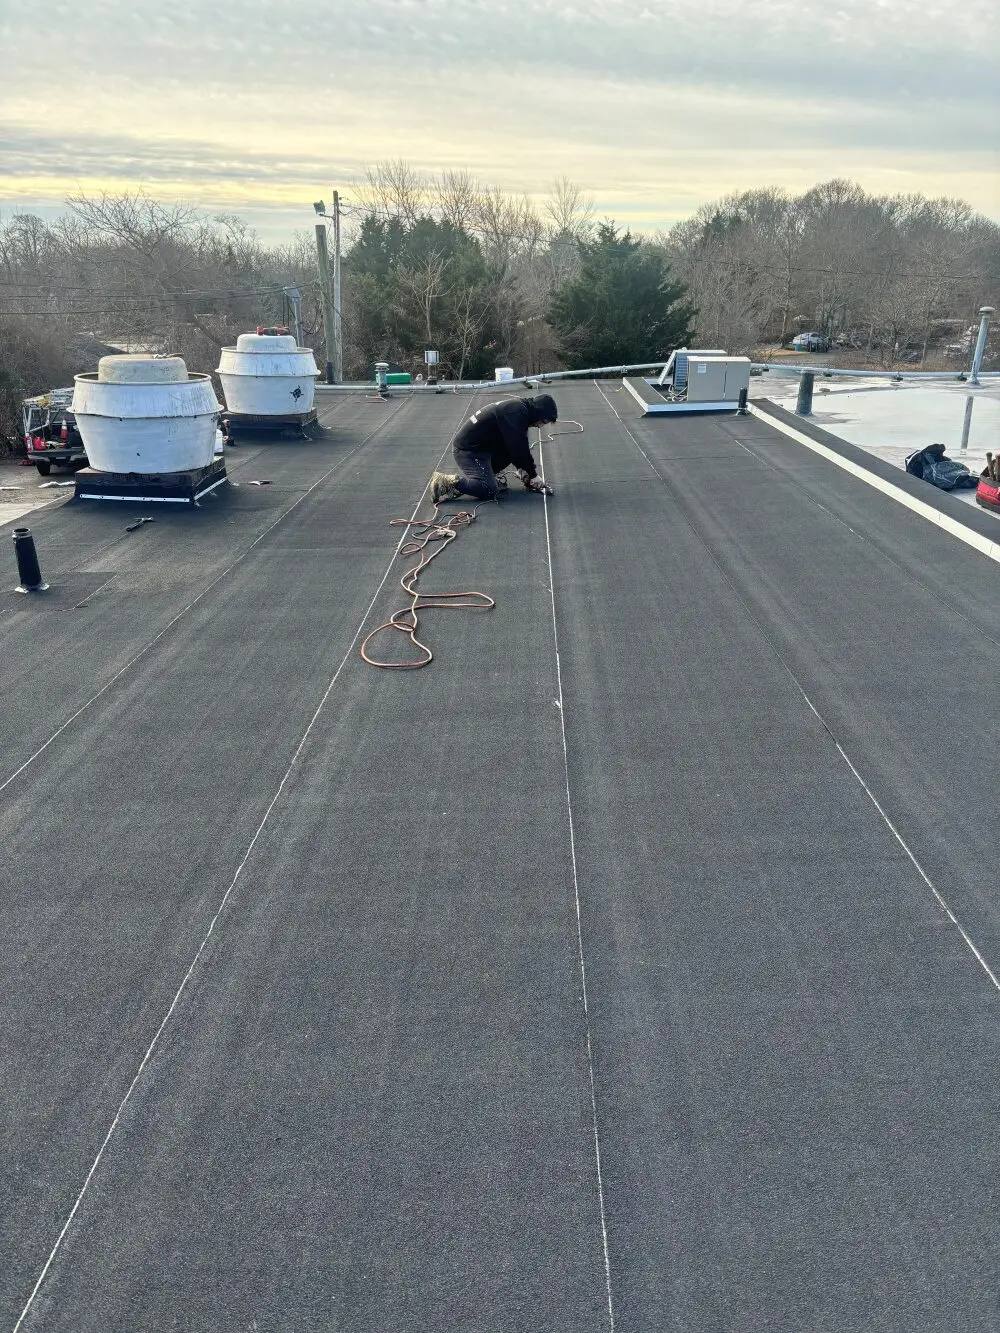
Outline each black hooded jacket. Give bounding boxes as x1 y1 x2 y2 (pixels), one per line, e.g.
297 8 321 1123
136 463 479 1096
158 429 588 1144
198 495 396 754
452 395 557 480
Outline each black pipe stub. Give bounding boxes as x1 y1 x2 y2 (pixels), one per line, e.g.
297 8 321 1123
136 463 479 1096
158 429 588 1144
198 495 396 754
796 371 815 417
12 527 49 594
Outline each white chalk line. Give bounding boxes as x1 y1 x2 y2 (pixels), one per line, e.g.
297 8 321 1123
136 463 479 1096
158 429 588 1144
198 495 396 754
0 401 410 803
12 406 468 1329
538 440 616 1332
595 381 1000 998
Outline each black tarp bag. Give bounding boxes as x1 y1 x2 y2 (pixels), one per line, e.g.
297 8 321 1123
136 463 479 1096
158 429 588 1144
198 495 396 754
905 443 979 491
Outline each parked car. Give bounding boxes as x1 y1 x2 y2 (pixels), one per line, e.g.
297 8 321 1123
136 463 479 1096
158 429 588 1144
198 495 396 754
791 332 830 353
21 391 89 476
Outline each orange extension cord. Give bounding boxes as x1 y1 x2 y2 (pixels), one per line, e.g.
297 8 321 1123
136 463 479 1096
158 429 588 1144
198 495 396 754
359 503 494 668
360 421 584 670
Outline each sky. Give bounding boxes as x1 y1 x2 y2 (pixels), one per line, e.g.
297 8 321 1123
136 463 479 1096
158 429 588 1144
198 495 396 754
1 0 997 245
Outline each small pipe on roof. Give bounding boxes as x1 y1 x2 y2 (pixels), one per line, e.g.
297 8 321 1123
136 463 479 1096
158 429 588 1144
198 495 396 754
969 307 994 386
796 372 815 417
12 528 48 594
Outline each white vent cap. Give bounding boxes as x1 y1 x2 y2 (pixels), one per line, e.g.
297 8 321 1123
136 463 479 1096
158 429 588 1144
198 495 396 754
234 333 298 353
98 355 188 383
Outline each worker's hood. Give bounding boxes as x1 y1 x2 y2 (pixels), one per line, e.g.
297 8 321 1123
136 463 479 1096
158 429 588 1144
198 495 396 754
524 393 558 424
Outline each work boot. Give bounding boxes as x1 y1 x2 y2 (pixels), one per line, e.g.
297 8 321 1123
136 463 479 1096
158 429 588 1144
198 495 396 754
430 471 462 503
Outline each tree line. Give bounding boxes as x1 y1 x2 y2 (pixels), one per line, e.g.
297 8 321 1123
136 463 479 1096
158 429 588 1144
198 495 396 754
1 165 997 449
664 179 1000 364
341 167 693 381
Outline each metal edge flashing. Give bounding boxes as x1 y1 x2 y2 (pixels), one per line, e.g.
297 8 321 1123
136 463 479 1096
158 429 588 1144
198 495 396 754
749 400 1000 567
643 401 740 415
77 493 193 503
192 473 229 500
623 377 740 416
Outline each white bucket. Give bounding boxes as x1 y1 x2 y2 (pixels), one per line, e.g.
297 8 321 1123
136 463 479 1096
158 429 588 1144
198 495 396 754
495 367 515 383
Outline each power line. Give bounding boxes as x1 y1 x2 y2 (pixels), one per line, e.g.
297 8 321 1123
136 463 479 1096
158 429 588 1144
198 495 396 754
663 258 995 282
0 281 291 299
0 292 302 319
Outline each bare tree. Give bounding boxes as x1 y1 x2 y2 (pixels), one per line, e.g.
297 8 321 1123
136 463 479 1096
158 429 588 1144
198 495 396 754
665 177 1000 360
433 169 481 231
467 188 537 273
450 284 486 381
65 189 197 257
544 177 595 239
666 192 779 350
355 159 427 225
392 249 451 346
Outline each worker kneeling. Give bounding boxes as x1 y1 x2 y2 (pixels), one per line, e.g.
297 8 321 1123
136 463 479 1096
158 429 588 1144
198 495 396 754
430 394 558 504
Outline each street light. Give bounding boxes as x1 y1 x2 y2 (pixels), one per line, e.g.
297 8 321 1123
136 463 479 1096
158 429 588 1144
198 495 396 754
313 201 326 215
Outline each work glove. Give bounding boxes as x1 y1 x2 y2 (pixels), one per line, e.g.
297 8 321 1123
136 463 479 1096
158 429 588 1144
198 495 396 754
518 469 553 495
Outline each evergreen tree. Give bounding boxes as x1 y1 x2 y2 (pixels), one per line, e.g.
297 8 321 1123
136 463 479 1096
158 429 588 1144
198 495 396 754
345 212 504 378
548 223 695 368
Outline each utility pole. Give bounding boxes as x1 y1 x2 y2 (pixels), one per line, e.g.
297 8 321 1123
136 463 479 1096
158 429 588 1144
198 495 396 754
282 286 304 348
332 190 344 383
314 221 335 384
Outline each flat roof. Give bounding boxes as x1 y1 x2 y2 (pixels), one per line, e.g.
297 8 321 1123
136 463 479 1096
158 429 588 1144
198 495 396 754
3 382 999 1329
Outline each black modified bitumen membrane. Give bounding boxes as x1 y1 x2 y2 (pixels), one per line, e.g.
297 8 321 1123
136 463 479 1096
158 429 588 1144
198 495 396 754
2 384 998 1330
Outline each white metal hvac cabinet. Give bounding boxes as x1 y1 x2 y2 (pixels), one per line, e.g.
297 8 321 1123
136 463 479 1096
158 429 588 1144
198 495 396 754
685 356 751 403
622 353 751 416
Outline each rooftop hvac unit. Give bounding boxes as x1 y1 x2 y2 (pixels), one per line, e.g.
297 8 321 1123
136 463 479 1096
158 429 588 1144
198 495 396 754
73 355 221 472
684 356 751 403
217 333 319 417
657 348 726 390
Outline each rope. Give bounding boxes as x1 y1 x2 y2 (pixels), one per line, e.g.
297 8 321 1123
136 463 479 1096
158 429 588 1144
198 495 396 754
360 419 583 670
360 503 494 668
539 420 585 440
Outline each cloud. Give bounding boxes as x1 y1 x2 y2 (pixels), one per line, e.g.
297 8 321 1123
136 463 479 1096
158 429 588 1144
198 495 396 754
5 0 995 109
0 128 331 189
1 0 996 236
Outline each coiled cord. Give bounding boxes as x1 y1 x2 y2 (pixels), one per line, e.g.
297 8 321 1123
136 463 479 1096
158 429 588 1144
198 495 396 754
360 419 584 669
359 504 494 668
